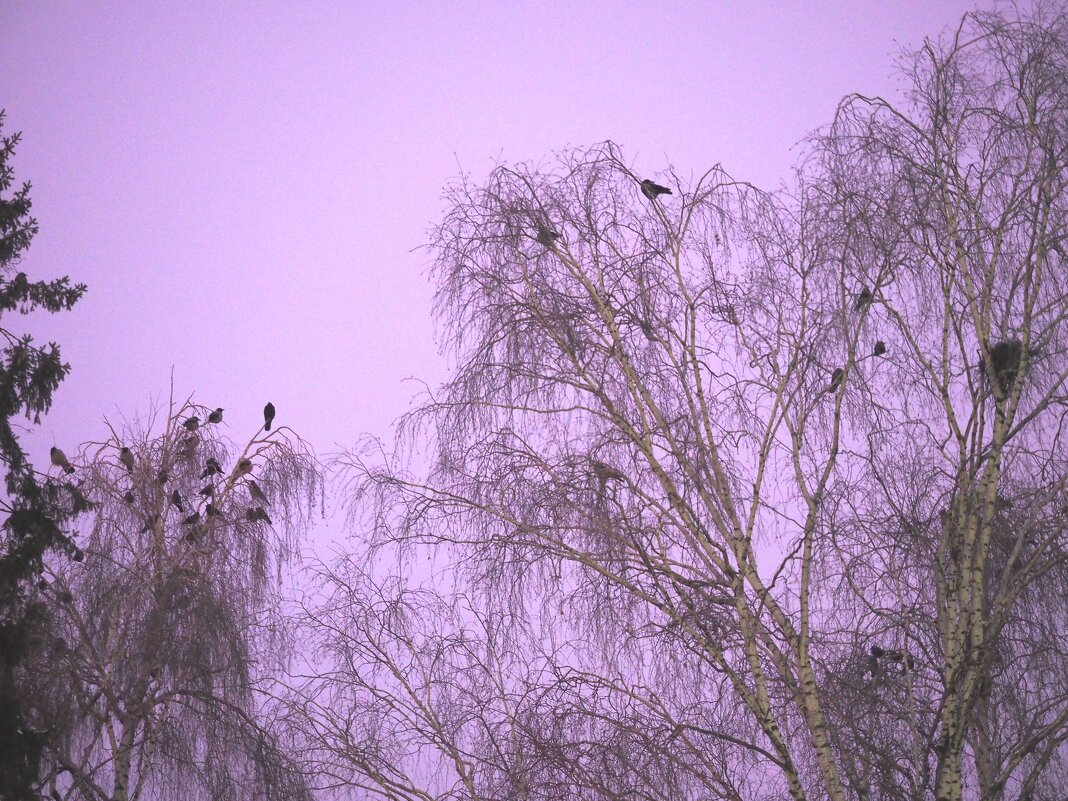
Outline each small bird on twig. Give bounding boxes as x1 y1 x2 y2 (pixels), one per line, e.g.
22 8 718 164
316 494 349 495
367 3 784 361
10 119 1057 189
855 287 873 311
182 416 200 432
119 447 135 473
263 402 276 431
207 407 224 424
874 341 887 357
170 490 183 512
200 458 222 479
591 460 626 485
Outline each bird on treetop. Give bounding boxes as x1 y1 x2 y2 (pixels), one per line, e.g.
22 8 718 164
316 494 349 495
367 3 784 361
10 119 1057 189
640 179 672 200
119 447 135 472
182 416 200 432
874 341 887 357
264 402 276 431
855 287 873 311
207 407 224 424
535 223 561 248
50 447 75 474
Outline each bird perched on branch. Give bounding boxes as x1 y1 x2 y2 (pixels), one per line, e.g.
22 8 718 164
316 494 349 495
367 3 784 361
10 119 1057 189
247 480 268 504
535 223 561 248
874 340 887 357
246 507 272 524
170 490 183 512
640 179 672 200
182 416 200 432
199 484 214 497
824 367 844 394
119 447 135 473
591 460 626 485
157 469 169 485
855 287 873 311
206 503 221 518
50 447 75 474
123 491 136 504
207 407 224 424
181 511 200 526
200 458 222 479
235 458 253 477
263 402 276 431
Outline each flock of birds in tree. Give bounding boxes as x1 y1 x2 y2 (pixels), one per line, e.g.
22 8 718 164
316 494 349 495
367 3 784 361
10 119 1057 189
49 402 279 542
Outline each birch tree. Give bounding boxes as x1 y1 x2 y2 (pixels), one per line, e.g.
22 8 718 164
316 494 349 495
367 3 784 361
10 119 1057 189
321 6 1068 801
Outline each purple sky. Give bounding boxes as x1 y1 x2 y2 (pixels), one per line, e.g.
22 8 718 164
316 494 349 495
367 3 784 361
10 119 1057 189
2 0 989 481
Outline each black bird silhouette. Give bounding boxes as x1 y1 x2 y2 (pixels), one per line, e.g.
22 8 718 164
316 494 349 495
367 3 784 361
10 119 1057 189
123 491 136 504
50 447 75 474
170 490 183 512
119 447 135 472
247 480 268 504
182 416 200 432
824 368 844 394
199 484 215 497
264 402 276 431
181 511 200 526
855 287 873 310
157 469 169 485
874 340 887 357
640 179 672 200
207 407 224 424
870 645 886 657
535 223 561 248
200 458 222 479
206 503 221 518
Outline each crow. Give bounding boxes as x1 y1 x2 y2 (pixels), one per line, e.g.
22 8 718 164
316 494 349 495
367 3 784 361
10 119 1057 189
247 480 268 504
591 460 626 483
874 340 887 357
50 447 75 474
536 224 561 248
640 179 672 200
824 368 844 394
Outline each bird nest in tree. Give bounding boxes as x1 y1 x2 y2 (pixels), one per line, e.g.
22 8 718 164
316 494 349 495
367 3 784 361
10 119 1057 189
981 339 1024 392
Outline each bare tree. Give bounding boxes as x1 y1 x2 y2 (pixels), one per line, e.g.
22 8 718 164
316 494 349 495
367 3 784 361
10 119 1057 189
314 6 1068 801
22 393 322 801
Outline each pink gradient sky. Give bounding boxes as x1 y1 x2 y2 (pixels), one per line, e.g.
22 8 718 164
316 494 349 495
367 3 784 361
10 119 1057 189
2 0 989 477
